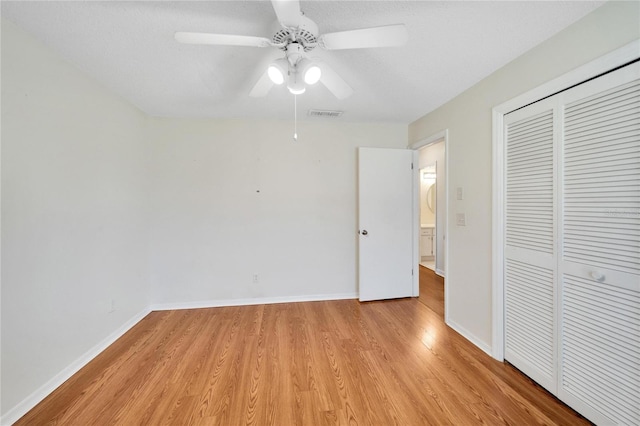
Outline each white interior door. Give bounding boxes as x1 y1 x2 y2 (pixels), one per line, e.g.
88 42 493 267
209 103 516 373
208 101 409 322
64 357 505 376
358 147 415 302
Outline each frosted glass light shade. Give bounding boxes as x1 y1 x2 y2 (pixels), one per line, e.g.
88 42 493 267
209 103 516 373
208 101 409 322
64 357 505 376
267 59 288 85
304 65 321 84
288 84 306 95
268 65 285 85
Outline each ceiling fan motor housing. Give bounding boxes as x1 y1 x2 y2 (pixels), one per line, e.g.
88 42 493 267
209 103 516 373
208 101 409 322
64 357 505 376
270 15 319 52
285 43 305 67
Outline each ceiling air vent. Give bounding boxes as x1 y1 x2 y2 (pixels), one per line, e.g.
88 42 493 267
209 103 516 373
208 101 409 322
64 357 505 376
308 109 343 118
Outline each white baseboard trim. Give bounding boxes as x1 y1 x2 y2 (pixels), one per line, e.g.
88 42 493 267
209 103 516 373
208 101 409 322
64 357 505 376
435 268 445 277
150 292 358 311
1 307 151 426
446 318 493 357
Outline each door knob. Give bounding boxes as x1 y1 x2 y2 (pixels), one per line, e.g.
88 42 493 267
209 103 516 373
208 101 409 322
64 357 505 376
361 230 368 235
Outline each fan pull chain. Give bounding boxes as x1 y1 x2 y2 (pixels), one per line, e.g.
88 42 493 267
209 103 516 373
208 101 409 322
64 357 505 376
293 94 298 141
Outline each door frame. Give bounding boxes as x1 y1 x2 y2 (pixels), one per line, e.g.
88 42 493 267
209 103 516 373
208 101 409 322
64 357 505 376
491 39 640 361
410 130 449 323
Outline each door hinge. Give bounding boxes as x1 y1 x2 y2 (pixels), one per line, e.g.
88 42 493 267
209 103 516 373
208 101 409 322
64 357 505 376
412 268 414 276
411 163 414 170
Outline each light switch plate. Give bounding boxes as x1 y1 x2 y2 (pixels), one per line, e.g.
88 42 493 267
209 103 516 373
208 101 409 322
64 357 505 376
456 187 463 200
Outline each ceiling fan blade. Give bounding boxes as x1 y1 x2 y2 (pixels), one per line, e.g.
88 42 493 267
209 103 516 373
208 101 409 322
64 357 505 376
317 61 353 100
319 24 408 50
174 32 272 48
249 71 274 97
271 0 302 28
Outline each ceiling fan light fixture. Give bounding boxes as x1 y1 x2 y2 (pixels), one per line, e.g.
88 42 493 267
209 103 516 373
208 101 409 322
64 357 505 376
177 1 408 101
267 59 288 85
287 69 306 94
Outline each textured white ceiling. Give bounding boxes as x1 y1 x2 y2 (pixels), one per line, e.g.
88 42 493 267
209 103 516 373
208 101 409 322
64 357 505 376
2 1 605 123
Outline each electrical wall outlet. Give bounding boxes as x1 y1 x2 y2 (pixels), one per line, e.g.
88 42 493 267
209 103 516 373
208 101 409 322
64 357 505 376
253 274 259 284
456 187 463 200
456 213 466 226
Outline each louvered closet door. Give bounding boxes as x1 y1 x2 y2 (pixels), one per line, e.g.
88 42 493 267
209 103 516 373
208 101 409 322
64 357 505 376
503 98 558 394
558 62 640 426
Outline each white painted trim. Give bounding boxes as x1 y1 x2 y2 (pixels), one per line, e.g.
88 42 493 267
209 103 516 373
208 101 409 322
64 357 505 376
491 108 505 362
150 292 358 311
0 26 3 414
446 319 493 357
0 61 3 423
435 268 445 278
412 150 420 297
409 129 447 150
0 308 151 426
443 129 450 325
491 39 640 361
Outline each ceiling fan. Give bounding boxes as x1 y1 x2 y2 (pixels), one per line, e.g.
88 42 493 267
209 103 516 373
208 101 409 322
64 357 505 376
175 0 408 99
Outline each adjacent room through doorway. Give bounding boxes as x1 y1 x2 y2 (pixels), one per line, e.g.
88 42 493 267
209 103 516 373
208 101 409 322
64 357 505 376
416 139 445 277
415 137 446 316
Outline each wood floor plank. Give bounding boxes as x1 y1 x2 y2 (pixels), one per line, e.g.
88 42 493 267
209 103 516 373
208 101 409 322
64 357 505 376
419 265 445 318
15 291 589 425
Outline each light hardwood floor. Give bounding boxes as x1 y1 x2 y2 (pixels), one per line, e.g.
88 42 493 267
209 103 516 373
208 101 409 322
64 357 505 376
418 265 445 319
17 283 588 425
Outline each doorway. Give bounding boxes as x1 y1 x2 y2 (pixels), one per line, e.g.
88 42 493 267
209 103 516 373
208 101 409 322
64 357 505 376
411 131 447 318
416 140 445 276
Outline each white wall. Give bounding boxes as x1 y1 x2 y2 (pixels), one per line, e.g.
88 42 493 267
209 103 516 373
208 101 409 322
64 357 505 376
4 0 636 420
148 118 407 306
418 142 445 274
409 1 640 352
0 16 407 420
1 19 150 418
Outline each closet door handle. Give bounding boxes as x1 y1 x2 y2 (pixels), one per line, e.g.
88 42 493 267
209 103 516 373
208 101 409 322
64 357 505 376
589 270 605 282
